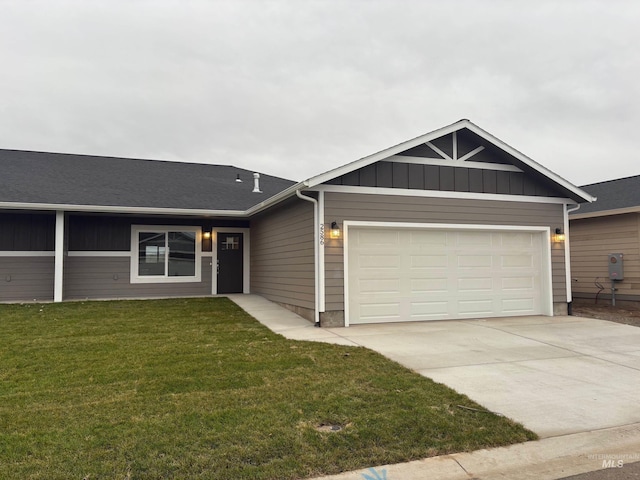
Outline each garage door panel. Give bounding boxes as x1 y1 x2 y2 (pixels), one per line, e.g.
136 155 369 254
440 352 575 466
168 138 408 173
410 301 450 319
501 276 535 290
357 230 399 246
456 232 492 246
501 254 534 268
457 255 493 267
458 277 493 292
502 298 536 314
348 227 548 325
411 278 448 294
458 299 494 315
409 230 448 246
359 278 400 294
357 254 400 268
410 255 449 267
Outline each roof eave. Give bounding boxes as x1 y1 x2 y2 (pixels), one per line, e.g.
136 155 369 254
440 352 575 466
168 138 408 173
0 201 247 217
570 206 640 220
462 122 596 204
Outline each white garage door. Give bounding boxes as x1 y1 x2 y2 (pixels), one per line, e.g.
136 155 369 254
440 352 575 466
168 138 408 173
347 226 550 325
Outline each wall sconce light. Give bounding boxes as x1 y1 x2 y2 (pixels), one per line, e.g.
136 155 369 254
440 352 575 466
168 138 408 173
554 228 565 242
330 221 341 239
203 231 211 240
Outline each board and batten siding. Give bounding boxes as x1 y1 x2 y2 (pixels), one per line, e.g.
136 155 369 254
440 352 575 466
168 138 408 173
250 198 315 314
64 257 212 300
570 213 640 301
323 192 567 312
0 256 55 301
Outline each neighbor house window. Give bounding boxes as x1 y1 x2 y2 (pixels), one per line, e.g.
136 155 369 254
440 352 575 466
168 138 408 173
131 226 201 283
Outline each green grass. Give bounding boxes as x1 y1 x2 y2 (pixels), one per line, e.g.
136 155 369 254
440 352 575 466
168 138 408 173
0 298 536 479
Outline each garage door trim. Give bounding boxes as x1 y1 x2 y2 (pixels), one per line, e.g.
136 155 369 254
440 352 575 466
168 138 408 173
343 221 553 326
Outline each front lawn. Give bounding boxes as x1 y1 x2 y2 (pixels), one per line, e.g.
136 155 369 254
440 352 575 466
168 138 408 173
0 298 536 479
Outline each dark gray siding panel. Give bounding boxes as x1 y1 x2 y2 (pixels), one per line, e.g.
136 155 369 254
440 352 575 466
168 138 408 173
329 162 568 199
0 212 55 251
0 256 54 301
67 215 248 252
63 257 212 300
392 163 409 189
250 198 315 310
324 192 566 311
408 164 424 190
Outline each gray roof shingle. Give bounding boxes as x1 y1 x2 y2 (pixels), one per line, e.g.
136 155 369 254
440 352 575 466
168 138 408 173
576 175 640 215
0 149 295 211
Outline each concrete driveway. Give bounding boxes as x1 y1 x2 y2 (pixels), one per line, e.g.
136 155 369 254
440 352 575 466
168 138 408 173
229 295 640 439
323 315 640 438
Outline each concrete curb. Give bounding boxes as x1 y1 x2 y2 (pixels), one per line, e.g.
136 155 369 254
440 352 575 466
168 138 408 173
309 423 640 480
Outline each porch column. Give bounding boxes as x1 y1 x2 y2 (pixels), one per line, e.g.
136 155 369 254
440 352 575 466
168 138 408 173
54 210 65 302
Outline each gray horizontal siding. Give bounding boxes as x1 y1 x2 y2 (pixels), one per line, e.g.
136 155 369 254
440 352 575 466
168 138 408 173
324 192 566 311
250 198 315 310
570 213 640 299
327 162 561 198
64 256 212 300
0 256 54 301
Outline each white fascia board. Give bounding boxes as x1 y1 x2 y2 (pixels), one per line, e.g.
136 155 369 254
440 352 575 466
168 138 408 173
304 120 469 188
462 121 596 204
244 182 307 215
311 184 575 205
0 201 246 217
570 206 640 220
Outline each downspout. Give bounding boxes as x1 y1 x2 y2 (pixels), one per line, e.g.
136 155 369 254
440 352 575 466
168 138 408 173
565 203 581 315
296 190 321 326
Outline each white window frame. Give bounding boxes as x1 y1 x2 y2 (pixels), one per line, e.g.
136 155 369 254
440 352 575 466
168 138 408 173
130 225 202 284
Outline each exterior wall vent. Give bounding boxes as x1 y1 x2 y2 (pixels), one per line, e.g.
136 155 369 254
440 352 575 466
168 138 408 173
235 174 243 183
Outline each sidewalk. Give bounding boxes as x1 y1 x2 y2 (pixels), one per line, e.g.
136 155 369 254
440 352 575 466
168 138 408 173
227 294 640 480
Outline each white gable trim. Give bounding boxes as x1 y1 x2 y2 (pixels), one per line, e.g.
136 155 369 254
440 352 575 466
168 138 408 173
311 184 575 205
305 121 468 188
303 119 595 204
387 155 522 172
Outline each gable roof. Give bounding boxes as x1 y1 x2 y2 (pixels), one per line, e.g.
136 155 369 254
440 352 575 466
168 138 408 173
0 149 295 215
571 175 640 219
0 119 595 217
303 119 595 204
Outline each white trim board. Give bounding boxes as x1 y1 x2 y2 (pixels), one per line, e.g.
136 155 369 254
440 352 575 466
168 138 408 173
343 221 554 327
0 251 55 257
387 155 522 172
68 251 130 257
312 184 575 205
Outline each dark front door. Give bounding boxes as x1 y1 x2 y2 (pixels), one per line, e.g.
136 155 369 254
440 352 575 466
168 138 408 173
217 232 243 294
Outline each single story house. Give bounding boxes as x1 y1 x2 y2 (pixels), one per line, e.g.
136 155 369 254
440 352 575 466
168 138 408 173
570 175 640 304
0 119 595 326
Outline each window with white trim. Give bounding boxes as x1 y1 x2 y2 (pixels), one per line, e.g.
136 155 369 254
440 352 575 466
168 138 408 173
131 226 201 283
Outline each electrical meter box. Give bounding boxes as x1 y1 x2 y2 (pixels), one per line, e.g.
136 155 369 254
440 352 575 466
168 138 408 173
608 253 624 280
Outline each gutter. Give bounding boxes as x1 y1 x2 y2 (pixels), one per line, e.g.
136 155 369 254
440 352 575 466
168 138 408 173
295 189 321 326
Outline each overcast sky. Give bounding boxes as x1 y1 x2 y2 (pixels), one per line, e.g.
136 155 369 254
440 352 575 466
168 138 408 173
0 1 637 186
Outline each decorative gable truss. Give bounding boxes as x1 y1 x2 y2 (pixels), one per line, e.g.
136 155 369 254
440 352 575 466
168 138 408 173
322 123 577 200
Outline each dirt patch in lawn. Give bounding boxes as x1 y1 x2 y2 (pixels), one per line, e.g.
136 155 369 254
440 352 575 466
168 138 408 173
572 299 640 328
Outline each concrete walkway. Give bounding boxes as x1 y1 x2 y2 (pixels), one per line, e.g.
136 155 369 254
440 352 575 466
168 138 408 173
227 294 640 480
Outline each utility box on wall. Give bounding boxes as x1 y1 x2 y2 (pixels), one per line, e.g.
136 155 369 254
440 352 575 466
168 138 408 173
608 253 624 280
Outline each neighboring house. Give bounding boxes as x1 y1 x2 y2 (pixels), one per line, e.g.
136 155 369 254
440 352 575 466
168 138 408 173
0 119 594 326
570 175 640 304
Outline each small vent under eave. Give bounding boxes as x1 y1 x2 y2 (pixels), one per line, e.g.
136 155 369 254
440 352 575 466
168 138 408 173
235 173 243 183
252 173 262 193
